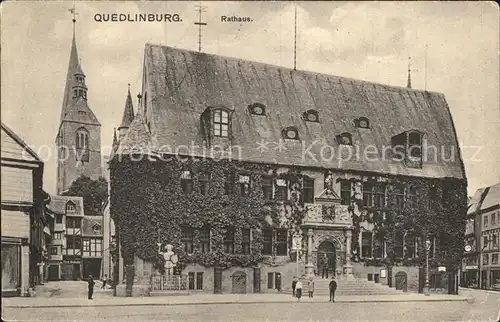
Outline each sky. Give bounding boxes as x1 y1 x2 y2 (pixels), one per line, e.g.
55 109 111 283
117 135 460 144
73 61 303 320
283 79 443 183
1 1 499 196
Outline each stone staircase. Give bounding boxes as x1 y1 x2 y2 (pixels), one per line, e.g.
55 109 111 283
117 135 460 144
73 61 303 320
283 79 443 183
288 277 408 296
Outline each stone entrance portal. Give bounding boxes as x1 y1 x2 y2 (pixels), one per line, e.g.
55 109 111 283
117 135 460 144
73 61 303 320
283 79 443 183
231 271 247 294
317 241 336 276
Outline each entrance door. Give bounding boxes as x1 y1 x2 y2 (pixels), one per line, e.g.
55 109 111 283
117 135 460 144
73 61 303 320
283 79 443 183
317 241 336 275
72 264 80 280
395 271 408 292
214 268 222 294
48 265 59 281
232 271 247 294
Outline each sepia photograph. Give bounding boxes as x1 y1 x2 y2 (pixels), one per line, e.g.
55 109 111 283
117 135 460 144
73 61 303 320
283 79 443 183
1 1 499 321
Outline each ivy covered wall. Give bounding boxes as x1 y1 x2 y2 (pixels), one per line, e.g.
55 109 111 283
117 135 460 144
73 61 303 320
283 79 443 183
110 155 467 274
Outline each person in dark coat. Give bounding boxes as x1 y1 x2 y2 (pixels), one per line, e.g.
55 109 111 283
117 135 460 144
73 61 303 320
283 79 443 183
329 276 337 302
87 275 95 299
321 254 329 279
291 276 298 296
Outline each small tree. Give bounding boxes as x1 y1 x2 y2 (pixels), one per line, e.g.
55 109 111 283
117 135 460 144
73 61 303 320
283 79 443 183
63 175 108 216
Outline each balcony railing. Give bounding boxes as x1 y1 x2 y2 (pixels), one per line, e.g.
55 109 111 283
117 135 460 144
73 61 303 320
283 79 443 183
150 274 188 291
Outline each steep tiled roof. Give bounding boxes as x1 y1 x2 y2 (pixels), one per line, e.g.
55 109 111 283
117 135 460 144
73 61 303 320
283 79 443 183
47 195 84 216
480 183 500 210
118 88 135 130
467 187 487 215
115 112 155 155
82 216 103 236
118 44 465 180
63 97 100 125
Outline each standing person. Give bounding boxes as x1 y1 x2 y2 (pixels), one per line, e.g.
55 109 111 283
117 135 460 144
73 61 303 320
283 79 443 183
87 275 95 300
291 276 298 297
295 278 303 302
101 274 108 289
321 254 329 279
329 276 337 302
307 277 315 298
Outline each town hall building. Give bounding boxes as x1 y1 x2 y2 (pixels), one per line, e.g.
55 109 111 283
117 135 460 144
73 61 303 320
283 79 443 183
109 44 467 295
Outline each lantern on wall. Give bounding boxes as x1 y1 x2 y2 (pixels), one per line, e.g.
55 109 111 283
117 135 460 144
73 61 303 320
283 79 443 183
438 266 446 272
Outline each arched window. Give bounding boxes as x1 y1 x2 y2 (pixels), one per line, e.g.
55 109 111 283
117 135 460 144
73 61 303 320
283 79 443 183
213 109 229 137
76 128 89 149
66 202 76 213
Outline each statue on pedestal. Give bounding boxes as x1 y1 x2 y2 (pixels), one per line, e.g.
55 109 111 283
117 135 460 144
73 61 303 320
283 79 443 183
157 244 178 276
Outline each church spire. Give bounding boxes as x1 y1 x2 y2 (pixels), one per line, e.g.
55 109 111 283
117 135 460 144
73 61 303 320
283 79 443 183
60 5 87 122
406 56 412 89
118 84 135 140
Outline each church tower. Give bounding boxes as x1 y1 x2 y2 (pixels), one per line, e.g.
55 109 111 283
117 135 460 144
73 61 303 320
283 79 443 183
56 14 101 195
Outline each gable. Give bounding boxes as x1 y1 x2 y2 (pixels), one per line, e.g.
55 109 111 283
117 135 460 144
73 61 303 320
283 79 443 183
62 98 101 125
126 44 465 180
1 126 40 162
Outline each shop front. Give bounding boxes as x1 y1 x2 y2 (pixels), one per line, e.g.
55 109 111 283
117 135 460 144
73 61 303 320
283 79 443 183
462 265 479 288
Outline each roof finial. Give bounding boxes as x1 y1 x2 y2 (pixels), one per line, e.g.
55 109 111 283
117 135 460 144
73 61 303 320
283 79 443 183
294 5 297 71
407 56 412 89
194 2 207 52
69 3 78 38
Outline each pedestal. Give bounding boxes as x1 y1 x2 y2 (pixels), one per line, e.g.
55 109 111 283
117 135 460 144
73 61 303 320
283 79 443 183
305 263 315 278
344 229 354 279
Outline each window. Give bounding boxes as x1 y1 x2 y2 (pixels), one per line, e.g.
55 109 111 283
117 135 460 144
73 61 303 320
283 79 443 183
224 228 235 254
188 272 195 290
181 171 193 195
92 224 101 233
66 236 81 250
83 91 87 99
302 177 314 203
262 229 273 255
73 89 78 98
492 213 496 226
267 272 281 290
483 254 489 265
394 231 404 258
56 215 63 224
282 126 300 140
83 239 90 252
275 179 288 201
373 234 385 258
78 111 87 116
363 183 374 207
355 117 370 129
408 132 422 158
50 247 58 255
303 110 319 123
199 173 210 196
407 185 419 207
196 272 203 290
373 183 386 207
484 236 489 249
492 235 498 249
66 202 76 212
262 176 273 200
267 273 274 289
76 128 89 149
182 227 194 254
248 103 266 116
66 217 81 229
213 109 229 137
484 216 488 228
83 238 102 256
242 229 251 255
405 233 416 258
276 229 288 256
239 175 250 197
54 232 63 240
391 184 405 208
340 181 351 206
492 254 499 264
361 232 373 257
336 132 352 145
199 227 210 253
224 172 234 195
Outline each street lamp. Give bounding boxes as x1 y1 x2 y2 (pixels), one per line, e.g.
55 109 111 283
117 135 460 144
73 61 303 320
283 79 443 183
424 238 431 296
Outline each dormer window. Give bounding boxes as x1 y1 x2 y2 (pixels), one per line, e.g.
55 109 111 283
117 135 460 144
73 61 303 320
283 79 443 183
92 224 101 233
201 106 233 143
354 117 370 129
248 103 266 116
391 130 424 168
336 132 353 145
66 202 76 213
282 126 300 140
303 110 319 123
